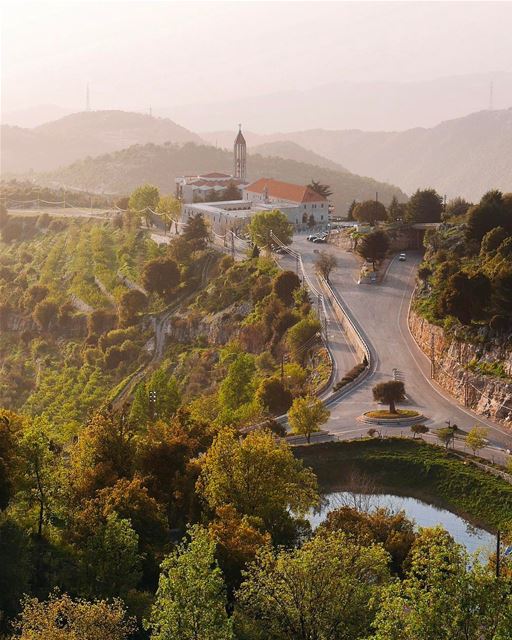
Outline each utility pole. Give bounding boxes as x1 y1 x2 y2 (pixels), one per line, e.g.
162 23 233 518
496 530 501 578
430 333 435 379
149 390 157 420
231 230 235 258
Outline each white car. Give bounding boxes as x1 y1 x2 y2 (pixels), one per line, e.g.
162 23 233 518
399 253 406 261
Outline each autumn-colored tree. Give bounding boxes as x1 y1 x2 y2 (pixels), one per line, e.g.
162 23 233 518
118 289 147 327
209 504 270 593
142 257 180 301
197 429 318 539
15 591 136 640
32 299 59 331
320 506 416 575
69 409 135 502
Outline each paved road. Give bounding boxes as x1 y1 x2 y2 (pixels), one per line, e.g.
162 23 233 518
292 235 512 465
8 206 112 219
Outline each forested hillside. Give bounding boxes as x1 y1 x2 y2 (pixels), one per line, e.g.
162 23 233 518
1 110 202 174
37 142 407 215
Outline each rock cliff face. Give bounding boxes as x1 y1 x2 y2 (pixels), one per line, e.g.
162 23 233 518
409 311 512 429
164 301 252 346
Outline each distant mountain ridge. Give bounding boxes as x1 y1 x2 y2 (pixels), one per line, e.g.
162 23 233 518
164 72 512 132
250 141 349 173
204 109 512 200
36 141 407 214
1 110 202 174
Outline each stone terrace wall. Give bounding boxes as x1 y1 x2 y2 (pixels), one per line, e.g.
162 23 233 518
409 310 512 430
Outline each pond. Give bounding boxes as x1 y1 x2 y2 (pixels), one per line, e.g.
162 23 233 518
309 492 495 556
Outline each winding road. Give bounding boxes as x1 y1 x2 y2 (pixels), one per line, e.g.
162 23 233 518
289 235 512 464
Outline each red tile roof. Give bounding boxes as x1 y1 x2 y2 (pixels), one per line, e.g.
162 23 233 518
244 178 326 203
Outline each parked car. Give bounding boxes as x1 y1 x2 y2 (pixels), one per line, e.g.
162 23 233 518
313 237 326 243
307 235 317 241
399 253 406 261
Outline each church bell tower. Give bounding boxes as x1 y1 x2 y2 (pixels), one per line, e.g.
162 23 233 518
234 124 247 181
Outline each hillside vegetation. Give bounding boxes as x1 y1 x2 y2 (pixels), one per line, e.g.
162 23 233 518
37 141 407 215
1 110 202 174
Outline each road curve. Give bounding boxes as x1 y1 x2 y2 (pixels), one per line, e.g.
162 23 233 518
293 235 512 462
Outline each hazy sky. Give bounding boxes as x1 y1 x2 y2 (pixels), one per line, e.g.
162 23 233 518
2 0 512 114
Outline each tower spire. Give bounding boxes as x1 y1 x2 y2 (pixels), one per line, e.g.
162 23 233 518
234 123 247 182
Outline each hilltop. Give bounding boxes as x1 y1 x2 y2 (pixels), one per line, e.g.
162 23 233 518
1 110 202 174
250 140 349 173
37 141 407 214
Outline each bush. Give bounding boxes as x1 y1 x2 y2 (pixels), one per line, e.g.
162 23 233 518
333 361 367 391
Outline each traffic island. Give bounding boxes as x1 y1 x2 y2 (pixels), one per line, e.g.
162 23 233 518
358 409 426 426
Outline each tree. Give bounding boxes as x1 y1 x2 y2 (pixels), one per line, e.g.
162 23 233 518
287 315 321 363
353 200 387 225
347 200 358 221
248 209 293 248
411 423 429 439
145 525 233 640
315 251 337 280
196 429 318 537
465 426 488 455
256 378 293 416
0 203 9 228
481 227 509 255
118 289 147 327
1 218 24 242
130 369 181 425
372 380 405 414
308 180 332 198
320 506 417 576
369 526 512 640
79 512 142 599
129 183 160 215
222 180 242 201
32 299 58 331
273 270 301 306
15 419 62 538
288 395 330 444
357 230 389 270
142 257 180 301
156 195 181 233
237 530 389 640
435 426 456 449
436 271 491 325
406 188 443 223
183 213 210 250
387 195 406 221
444 196 472 219
218 353 256 411
15 591 135 640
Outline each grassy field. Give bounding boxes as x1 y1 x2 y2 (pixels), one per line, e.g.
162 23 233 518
364 409 420 418
295 438 512 531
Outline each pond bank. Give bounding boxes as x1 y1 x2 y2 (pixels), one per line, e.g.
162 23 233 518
295 438 512 532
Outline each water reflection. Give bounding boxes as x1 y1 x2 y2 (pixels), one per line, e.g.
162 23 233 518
309 492 495 557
